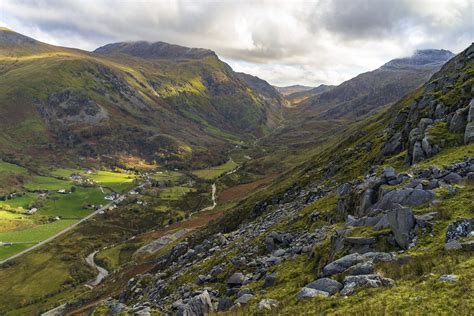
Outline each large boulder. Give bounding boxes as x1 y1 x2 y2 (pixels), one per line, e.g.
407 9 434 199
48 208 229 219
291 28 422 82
387 207 416 249
227 273 245 287
341 274 394 295
305 278 343 295
176 290 214 316
375 188 435 210
322 253 365 276
465 99 474 144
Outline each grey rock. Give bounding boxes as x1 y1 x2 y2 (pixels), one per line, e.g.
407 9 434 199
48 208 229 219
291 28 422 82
305 278 343 295
217 298 233 311
227 273 245 287
439 274 458 283
257 299 279 311
445 218 474 242
443 172 462 184
176 290 213 316
297 287 330 299
345 237 377 245
375 188 435 210
337 183 352 197
234 293 254 305
412 141 425 164
263 272 277 288
322 253 365 276
237 288 253 298
343 274 394 292
340 282 356 296
445 240 462 251
346 261 374 275
381 132 402 156
387 207 416 249
450 108 467 133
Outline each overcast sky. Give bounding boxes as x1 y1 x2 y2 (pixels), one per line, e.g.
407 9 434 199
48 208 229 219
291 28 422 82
1 0 472 86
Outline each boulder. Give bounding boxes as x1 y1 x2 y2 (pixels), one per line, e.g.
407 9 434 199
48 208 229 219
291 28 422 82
236 288 253 298
297 287 330 299
375 188 435 210
387 207 416 249
465 99 474 144
445 218 474 242
176 290 213 316
217 298 233 311
234 293 254 305
345 237 377 245
263 272 277 288
449 108 467 133
257 299 279 311
227 273 245 287
322 253 365 276
305 278 343 295
412 141 425 164
346 261 374 275
381 132 402 156
343 274 394 293
443 172 462 184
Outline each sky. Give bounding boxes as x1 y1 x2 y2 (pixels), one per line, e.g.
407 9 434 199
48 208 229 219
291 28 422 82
0 0 472 86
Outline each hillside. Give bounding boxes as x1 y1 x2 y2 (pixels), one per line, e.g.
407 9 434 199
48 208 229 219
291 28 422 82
0 39 470 315
275 85 313 96
300 49 455 119
0 29 283 172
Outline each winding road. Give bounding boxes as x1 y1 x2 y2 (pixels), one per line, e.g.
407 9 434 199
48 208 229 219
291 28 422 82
85 250 109 286
0 183 146 266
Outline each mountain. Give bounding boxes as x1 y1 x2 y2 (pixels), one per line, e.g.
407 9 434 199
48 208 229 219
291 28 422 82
94 41 216 60
275 84 313 96
299 49 455 119
0 29 282 169
45 43 470 315
285 84 335 106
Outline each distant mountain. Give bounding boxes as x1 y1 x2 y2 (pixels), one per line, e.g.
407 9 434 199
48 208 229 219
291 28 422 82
299 49 455 119
94 41 216 60
285 84 335 106
275 85 313 96
0 28 282 169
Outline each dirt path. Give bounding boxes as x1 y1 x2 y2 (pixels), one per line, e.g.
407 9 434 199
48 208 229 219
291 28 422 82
85 250 109 286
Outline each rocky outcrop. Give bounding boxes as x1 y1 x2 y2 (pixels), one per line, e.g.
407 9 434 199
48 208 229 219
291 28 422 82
175 290 214 316
387 207 416 249
305 278 343 295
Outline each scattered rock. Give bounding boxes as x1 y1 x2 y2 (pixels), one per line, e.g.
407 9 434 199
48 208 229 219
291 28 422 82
445 219 474 242
305 278 343 295
234 293 254 305
322 253 364 276
346 261 374 275
445 240 462 251
176 290 214 316
227 273 245 287
263 272 277 288
297 287 330 299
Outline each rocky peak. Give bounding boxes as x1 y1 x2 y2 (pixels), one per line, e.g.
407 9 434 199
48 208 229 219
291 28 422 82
383 49 455 69
94 41 217 60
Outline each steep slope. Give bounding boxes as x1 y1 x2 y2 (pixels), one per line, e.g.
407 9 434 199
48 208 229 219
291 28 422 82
285 84 335 106
0 29 282 169
300 49 455 119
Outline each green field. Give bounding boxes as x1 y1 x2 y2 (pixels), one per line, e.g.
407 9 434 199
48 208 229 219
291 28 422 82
0 243 31 260
192 160 238 180
38 187 104 218
49 168 83 178
0 219 77 243
24 175 72 191
151 170 183 183
0 192 37 210
160 186 195 200
86 170 137 192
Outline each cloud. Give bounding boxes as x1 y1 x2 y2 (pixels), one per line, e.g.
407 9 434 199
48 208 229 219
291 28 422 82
0 0 472 86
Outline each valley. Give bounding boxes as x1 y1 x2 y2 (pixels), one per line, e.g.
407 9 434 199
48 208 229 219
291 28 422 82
0 21 472 316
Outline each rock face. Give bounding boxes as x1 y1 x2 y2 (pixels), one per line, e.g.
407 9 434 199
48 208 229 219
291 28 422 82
305 278 343 295
176 290 214 316
387 207 416 249
465 99 474 144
